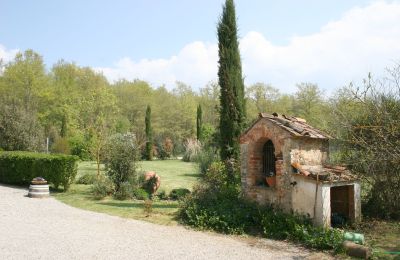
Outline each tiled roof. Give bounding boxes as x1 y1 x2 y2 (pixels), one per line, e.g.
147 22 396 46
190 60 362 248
258 113 332 139
292 162 359 183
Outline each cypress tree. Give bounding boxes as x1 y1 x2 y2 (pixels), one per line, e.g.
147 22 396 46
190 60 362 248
196 104 203 141
145 105 153 161
217 0 246 161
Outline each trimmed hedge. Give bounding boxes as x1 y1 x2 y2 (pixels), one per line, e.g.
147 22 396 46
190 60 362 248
0 151 78 191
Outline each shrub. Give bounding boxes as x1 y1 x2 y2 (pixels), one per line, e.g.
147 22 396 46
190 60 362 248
68 134 92 160
113 181 133 200
179 184 255 234
142 175 159 196
156 190 168 200
76 173 97 185
104 133 139 192
183 138 201 162
92 177 114 199
0 103 44 151
170 188 191 200
0 151 78 190
133 188 149 200
196 146 219 175
143 199 153 216
179 159 344 251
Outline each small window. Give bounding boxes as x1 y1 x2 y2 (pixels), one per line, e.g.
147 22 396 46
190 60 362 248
263 140 276 177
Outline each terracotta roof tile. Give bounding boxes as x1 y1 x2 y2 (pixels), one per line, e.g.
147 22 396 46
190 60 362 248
258 113 332 139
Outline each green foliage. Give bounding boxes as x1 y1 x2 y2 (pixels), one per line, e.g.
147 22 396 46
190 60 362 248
133 188 149 200
76 173 97 185
196 104 203 141
113 181 133 200
68 134 92 160
0 103 44 151
105 133 139 192
217 0 246 161
0 151 78 190
145 105 153 160
156 190 168 200
91 176 114 199
142 175 158 196
179 160 344 251
196 146 219 175
169 188 191 200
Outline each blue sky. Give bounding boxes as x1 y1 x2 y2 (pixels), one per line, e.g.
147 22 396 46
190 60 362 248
1 0 400 92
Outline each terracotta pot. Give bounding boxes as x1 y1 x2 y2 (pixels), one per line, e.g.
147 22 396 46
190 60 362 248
266 176 276 187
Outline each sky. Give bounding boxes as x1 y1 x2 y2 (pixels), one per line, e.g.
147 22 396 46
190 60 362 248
1 0 400 93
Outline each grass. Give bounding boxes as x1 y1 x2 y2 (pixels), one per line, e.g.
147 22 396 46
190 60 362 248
352 219 400 259
53 159 199 225
139 159 200 193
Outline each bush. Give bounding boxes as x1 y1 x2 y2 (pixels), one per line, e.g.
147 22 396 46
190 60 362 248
68 134 92 160
196 146 219 175
76 173 96 185
0 103 44 151
170 188 191 200
114 181 133 200
179 184 255 234
179 159 344 251
104 133 139 192
0 151 78 190
92 177 114 199
332 69 400 219
156 190 168 200
142 175 159 196
182 138 201 162
133 188 149 200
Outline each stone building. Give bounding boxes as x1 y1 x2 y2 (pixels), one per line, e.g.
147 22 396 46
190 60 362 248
240 113 361 227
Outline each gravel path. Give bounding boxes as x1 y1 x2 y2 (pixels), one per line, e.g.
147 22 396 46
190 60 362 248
0 185 332 260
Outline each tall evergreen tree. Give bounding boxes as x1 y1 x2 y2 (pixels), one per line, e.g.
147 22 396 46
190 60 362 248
145 105 153 160
196 104 203 141
217 0 246 161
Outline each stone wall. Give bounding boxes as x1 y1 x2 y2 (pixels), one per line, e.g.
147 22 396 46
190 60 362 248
240 118 293 211
240 117 361 227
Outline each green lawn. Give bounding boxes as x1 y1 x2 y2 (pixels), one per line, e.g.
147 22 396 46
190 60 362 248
54 159 199 225
139 160 200 193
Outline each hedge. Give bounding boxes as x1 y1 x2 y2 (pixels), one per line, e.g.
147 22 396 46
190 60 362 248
0 151 78 191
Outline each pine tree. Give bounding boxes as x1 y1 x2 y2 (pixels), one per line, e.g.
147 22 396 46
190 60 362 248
196 104 203 141
145 105 153 160
217 0 246 161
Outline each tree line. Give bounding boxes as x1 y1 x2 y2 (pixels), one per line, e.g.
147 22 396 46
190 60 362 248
0 49 332 157
0 48 398 218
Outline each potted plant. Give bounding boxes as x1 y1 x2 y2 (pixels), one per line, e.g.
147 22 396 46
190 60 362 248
265 172 276 187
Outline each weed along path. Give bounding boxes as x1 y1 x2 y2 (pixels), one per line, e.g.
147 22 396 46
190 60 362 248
0 185 331 260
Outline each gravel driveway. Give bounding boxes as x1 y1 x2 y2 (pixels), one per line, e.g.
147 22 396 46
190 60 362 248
0 184 332 260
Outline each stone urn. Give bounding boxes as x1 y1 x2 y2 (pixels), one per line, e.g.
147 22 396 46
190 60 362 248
28 177 50 198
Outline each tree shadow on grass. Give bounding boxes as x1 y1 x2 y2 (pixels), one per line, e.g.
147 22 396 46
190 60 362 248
97 201 179 209
180 173 201 178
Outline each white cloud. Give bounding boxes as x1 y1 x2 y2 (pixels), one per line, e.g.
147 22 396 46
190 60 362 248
95 42 218 89
98 1 400 92
0 44 19 65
